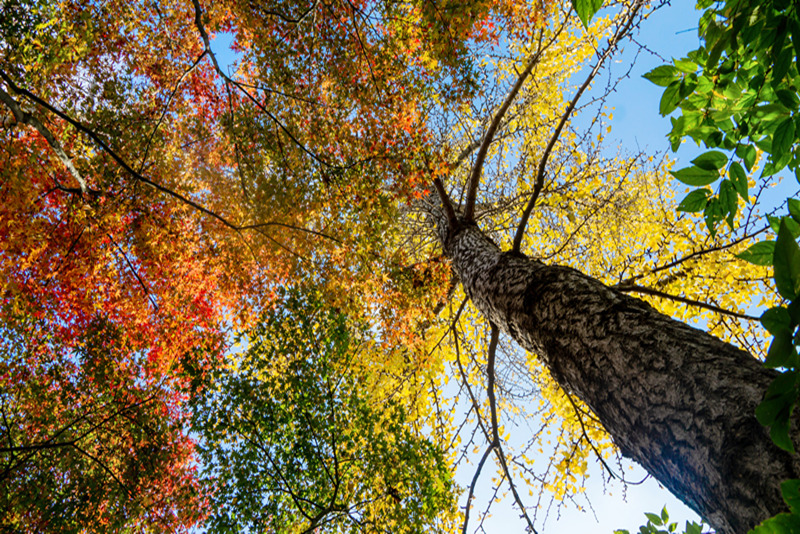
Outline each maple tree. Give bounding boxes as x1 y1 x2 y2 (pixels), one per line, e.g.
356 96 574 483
0 0 797 532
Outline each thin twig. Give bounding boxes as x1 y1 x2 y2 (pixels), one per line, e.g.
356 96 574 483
462 444 496 534
616 225 770 287
486 324 538 533
107 234 160 311
191 0 341 170
139 50 207 172
564 392 649 485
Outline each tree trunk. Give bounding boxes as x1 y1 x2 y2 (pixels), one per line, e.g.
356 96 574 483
441 220 800 534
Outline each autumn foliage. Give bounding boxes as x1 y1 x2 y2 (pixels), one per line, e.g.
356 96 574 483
0 0 781 531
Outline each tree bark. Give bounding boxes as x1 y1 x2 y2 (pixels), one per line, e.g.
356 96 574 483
440 219 800 534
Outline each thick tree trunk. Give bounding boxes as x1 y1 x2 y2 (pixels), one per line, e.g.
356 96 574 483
441 220 800 534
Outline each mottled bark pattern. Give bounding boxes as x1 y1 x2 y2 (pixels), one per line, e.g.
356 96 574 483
443 221 800 534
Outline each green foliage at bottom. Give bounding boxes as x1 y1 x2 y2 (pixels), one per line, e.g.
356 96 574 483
190 290 456 533
751 480 800 534
615 506 706 534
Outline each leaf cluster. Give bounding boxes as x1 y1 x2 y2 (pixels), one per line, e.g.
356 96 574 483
191 290 457 533
644 0 800 235
615 506 707 534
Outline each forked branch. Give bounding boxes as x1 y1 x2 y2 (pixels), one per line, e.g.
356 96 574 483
486 324 538 534
512 0 645 253
462 37 548 222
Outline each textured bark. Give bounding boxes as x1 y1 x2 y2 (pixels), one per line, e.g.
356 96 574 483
441 220 800 534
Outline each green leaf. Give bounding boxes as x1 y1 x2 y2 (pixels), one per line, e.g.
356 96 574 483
660 506 669 524
706 36 728 69
773 117 796 156
754 103 789 123
789 198 800 224
719 180 738 228
673 58 698 73
729 161 749 202
736 144 757 172
792 16 800 68
571 0 603 28
704 197 723 236
643 65 681 87
691 150 728 170
774 218 800 300
677 189 710 212
773 45 794 85
777 89 800 110
770 215 800 238
761 306 792 335
670 166 719 186
751 511 800 533
645 512 663 526
660 80 682 116
766 331 795 368
695 74 715 94
757 393 789 427
770 416 796 453
678 77 697 98
756 372 797 425
737 240 776 266
782 480 800 513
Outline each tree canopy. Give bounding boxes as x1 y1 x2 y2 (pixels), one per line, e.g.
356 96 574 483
0 0 796 532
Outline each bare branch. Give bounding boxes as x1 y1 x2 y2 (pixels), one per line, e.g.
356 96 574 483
462 443 495 534
616 225 770 287
564 391 649 485
107 233 160 311
0 67 336 264
139 50 207 172
486 324 538 533
614 283 760 321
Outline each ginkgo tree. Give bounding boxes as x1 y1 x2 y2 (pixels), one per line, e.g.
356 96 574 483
0 0 794 532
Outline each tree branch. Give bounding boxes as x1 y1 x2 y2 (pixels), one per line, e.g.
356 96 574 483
486 324 538 533
0 84 88 195
433 176 459 230
139 50 207 172
462 443 495 534
616 225 770 287
512 0 645 253
463 45 546 222
107 233 160 311
0 67 335 263
613 283 760 321
564 391 649 485
191 0 342 170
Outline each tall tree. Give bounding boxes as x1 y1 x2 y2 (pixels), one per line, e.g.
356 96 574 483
0 0 793 532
